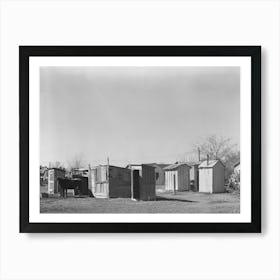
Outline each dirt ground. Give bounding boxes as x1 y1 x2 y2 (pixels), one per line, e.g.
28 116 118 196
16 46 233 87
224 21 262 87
40 191 240 213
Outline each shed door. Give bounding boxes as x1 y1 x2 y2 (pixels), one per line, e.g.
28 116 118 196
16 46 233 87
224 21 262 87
200 169 213 193
132 170 140 199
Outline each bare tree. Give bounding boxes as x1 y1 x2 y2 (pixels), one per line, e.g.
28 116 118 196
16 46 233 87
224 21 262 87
48 161 65 170
67 154 85 171
194 135 236 161
54 161 64 169
194 135 240 176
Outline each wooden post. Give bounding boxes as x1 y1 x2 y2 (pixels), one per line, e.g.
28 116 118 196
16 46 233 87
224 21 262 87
106 157 109 182
131 167 134 200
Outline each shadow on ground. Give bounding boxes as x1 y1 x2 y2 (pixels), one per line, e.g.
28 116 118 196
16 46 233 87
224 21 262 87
156 196 197 203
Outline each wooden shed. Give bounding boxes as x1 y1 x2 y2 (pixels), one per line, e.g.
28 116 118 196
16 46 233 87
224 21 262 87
127 164 156 201
198 159 225 193
164 163 190 192
47 168 65 195
88 165 131 198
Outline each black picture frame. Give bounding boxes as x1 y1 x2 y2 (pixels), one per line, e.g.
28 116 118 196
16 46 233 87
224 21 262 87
20 46 261 233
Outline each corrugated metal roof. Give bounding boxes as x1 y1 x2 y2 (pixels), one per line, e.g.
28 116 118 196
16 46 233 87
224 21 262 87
164 163 190 170
198 160 221 168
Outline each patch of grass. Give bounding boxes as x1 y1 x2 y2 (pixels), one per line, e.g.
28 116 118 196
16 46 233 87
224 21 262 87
40 191 240 214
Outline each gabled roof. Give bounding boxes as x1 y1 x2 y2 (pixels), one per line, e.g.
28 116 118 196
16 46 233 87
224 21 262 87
164 163 190 171
198 159 224 168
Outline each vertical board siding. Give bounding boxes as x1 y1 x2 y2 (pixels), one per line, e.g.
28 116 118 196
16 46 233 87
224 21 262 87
164 165 190 191
213 162 225 193
92 166 109 198
48 169 54 194
198 161 225 193
199 168 213 193
47 169 65 195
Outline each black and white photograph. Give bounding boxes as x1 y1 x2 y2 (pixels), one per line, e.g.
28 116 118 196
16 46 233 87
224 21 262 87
39 66 241 214
20 46 261 233
3 1 280 279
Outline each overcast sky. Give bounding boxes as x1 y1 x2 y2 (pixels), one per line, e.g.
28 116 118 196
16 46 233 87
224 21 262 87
40 66 240 167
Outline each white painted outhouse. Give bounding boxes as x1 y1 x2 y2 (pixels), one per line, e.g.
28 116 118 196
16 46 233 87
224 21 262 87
198 160 225 193
164 163 190 191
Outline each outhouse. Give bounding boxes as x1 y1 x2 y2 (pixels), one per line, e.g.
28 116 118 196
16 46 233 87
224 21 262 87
198 159 225 193
164 163 190 192
88 165 131 198
127 164 156 201
47 168 66 195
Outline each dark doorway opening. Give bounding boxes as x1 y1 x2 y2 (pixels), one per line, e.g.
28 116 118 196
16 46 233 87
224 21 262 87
132 170 140 199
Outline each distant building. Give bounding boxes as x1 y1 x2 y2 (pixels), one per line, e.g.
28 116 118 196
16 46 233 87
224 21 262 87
187 162 200 192
164 163 190 192
198 159 225 193
126 164 156 201
145 163 170 192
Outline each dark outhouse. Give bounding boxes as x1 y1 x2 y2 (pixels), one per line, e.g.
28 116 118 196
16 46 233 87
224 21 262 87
127 164 156 201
